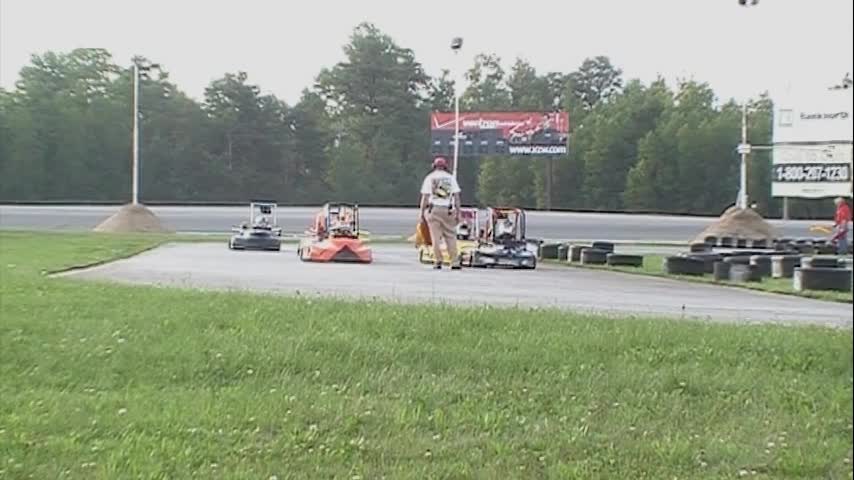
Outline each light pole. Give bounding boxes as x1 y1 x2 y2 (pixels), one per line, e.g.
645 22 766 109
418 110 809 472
738 103 750 209
450 37 463 179
131 62 158 205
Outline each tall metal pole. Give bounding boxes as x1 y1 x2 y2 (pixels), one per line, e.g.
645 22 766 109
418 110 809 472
739 103 749 209
452 50 461 179
132 64 140 205
453 94 460 179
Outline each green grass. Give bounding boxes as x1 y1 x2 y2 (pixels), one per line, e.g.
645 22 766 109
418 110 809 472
552 254 853 304
1 231 852 479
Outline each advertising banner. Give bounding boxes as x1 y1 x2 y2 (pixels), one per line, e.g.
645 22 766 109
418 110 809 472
430 112 569 157
771 88 853 198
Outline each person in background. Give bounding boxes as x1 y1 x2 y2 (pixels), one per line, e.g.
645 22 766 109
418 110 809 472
419 157 462 269
831 196 852 255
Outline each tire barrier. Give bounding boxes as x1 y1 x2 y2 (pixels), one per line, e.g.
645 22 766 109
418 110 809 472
750 239 768 249
687 253 723 274
557 244 569 261
801 256 840 269
815 244 837 255
723 256 752 265
730 264 761 283
580 248 608 265
540 243 560 260
749 255 772 278
771 255 802 278
606 253 644 267
720 236 735 248
793 244 816 254
569 245 587 263
793 267 853 292
663 256 705 276
591 241 615 253
736 238 748 249
713 261 731 281
773 240 791 251
779 244 797 254
704 236 718 246
840 258 854 270
689 243 709 253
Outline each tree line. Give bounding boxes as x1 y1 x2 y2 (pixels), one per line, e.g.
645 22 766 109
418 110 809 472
0 23 830 217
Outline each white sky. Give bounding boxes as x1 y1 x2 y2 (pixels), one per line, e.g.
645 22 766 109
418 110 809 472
1 0 852 105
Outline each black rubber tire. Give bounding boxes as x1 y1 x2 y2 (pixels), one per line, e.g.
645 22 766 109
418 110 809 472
689 243 709 253
580 249 608 265
801 256 840 269
540 243 560 260
663 256 705 276
591 241 615 253
606 253 643 267
749 255 772 277
794 267 853 292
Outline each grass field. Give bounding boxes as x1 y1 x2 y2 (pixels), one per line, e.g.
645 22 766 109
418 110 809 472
554 254 853 304
1 231 852 479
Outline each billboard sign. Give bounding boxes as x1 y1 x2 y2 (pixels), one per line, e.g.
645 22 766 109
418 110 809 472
771 88 853 198
771 144 852 198
772 88 853 144
430 111 569 157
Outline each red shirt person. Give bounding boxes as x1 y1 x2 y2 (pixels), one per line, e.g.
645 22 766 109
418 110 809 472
831 197 852 254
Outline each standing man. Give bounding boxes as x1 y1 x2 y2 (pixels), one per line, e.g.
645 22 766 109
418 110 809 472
420 157 462 269
831 196 852 255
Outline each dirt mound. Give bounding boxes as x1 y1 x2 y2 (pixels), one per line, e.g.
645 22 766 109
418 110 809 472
93 204 172 234
692 206 778 244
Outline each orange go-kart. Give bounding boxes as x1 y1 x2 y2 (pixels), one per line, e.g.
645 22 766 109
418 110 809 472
297 202 373 263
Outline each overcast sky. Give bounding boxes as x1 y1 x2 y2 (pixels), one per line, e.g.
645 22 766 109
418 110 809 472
1 0 852 105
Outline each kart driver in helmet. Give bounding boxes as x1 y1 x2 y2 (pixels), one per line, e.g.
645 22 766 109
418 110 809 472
496 217 516 242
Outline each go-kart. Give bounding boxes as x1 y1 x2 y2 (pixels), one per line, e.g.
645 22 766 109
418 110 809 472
417 207 480 265
298 202 373 263
461 207 537 269
228 201 283 251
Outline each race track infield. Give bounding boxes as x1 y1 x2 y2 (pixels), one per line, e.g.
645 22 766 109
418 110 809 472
63 243 853 328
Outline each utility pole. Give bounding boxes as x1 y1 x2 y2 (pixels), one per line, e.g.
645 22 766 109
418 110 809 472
738 103 750 209
131 62 159 205
132 64 140 205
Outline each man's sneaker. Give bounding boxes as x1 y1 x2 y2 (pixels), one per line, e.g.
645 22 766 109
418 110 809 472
451 264 462 270
433 263 442 270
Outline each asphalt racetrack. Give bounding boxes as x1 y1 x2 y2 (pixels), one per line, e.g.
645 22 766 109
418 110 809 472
64 243 852 328
0 205 824 241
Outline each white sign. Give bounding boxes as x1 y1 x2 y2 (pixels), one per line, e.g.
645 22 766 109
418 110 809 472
772 87 853 198
771 144 853 198
773 88 853 144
